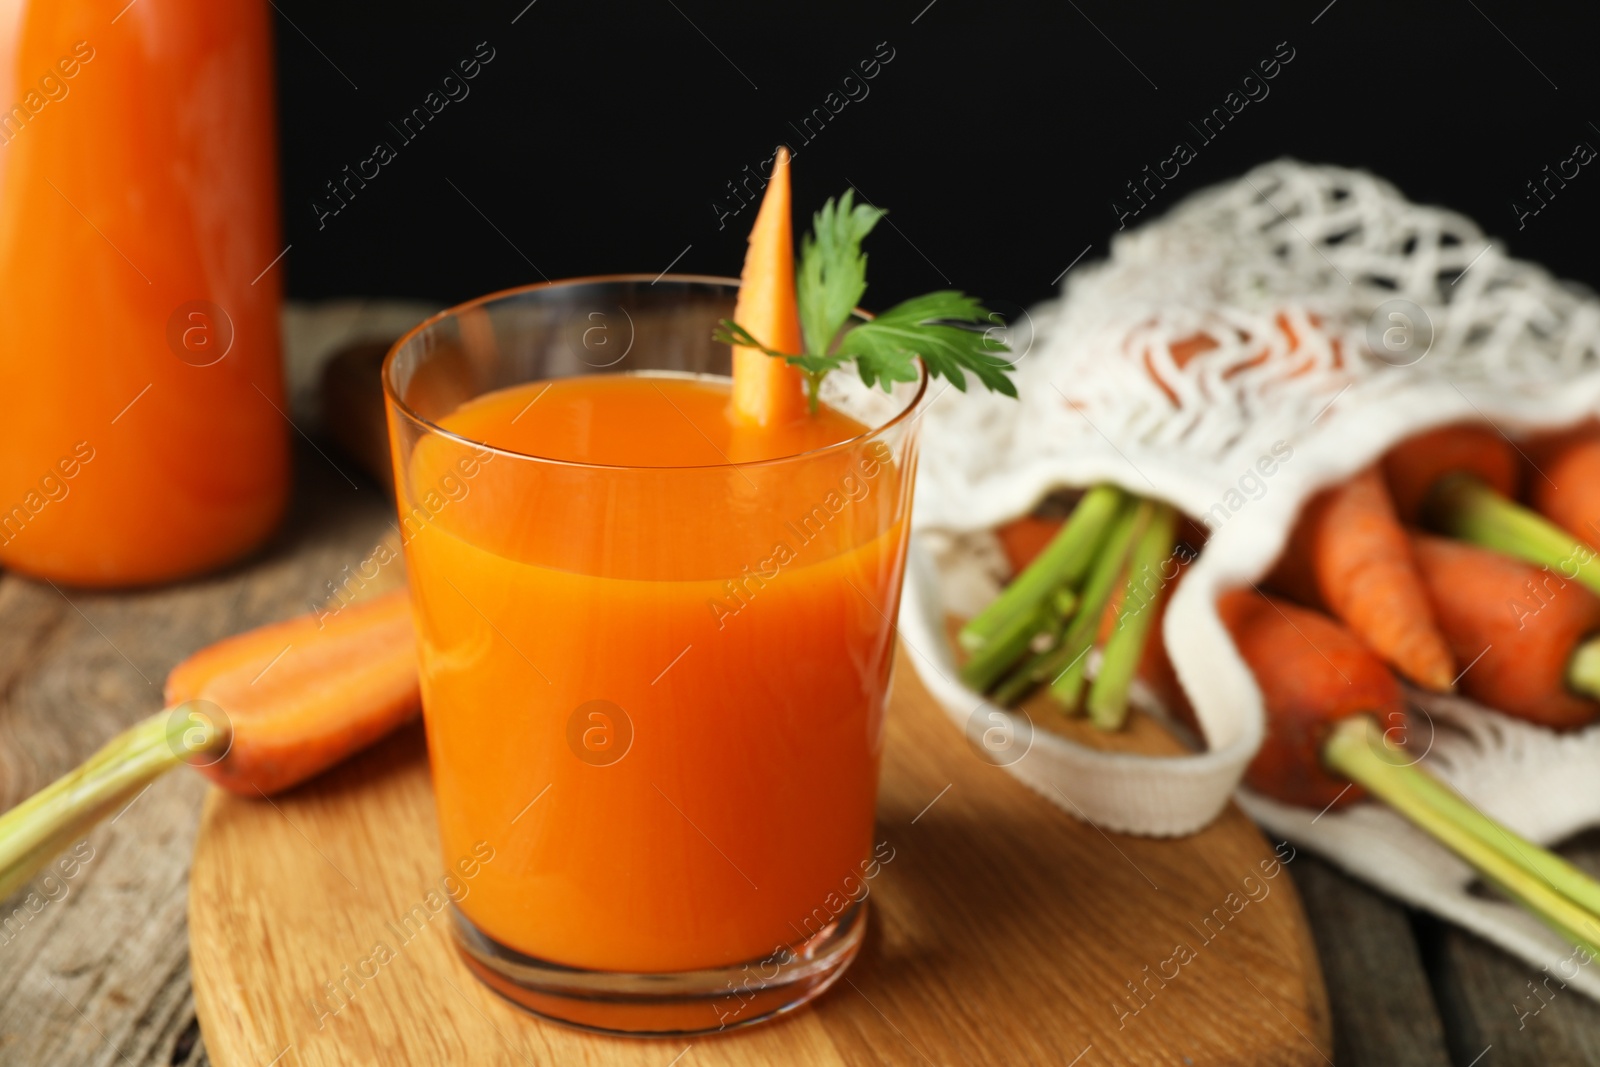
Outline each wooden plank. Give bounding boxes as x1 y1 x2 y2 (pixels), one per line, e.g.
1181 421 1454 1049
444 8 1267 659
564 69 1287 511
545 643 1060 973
1417 831 1600 1066
189 645 1329 1066
0 449 392 1067
1290 854 1453 1066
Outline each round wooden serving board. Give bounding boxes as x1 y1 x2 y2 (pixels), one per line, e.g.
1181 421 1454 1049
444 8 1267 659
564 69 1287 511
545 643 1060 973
189 647 1330 1066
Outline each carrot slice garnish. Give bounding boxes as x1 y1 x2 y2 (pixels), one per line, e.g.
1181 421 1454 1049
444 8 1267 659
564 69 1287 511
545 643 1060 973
728 146 807 427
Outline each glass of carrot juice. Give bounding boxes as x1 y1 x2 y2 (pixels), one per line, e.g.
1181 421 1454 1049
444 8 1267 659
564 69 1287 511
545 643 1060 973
382 276 923 1035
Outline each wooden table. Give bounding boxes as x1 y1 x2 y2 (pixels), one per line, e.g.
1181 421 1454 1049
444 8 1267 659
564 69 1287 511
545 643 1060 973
5 441 1600 1065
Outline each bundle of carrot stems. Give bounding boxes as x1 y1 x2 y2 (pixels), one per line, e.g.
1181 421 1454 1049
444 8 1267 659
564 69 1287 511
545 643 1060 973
958 485 1183 730
957 442 1600 960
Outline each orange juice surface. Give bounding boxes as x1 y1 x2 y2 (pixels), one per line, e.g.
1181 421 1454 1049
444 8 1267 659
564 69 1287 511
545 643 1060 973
0 1 287 585
398 374 911 973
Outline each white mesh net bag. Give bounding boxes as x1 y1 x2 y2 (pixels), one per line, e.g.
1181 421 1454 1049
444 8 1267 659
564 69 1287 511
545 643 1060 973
900 158 1600 996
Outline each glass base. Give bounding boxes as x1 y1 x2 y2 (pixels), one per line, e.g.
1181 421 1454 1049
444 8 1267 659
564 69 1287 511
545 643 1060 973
450 901 867 1036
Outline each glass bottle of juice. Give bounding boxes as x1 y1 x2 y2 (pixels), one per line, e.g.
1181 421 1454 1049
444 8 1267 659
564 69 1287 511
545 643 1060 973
0 0 288 586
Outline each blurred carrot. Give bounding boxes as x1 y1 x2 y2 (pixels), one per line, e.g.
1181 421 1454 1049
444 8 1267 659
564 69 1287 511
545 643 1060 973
1218 588 1407 810
1382 423 1519 524
1526 424 1600 549
996 515 1065 576
728 145 807 427
1273 468 1455 691
1196 581 1600 960
1264 532 1322 609
1409 534 1600 730
1385 423 1600 598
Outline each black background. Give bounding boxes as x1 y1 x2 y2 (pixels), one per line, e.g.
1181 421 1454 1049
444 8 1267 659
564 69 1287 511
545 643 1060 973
272 0 1600 314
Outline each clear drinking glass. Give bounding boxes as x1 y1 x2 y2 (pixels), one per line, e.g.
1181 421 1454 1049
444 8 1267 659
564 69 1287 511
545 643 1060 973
382 276 924 1035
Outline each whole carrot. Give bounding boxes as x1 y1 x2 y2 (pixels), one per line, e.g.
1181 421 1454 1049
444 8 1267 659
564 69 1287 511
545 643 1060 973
1220 586 1600 964
1383 423 1519 524
973 498 1600 967
1218 589 1408 810
1526 424 1600 549
1278 468 1456 691
1384 423 1600 598
1409 534 1600 730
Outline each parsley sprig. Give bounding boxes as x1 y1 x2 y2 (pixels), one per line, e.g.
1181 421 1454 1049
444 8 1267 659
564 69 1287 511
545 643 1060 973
714 190 1018 412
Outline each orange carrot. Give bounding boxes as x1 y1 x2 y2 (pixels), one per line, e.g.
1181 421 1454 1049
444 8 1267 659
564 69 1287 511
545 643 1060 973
1409 534 1600 730
166 588 421 794
1273 468 1456 691
1387 423 1600 600
1218 589 1408 810
995 515 1065 576
1218 587 1600 957
0 590 422 892
1526 424 1600 549
728 146 807 426
1382 423 1519 524
1129 578 1195 727
1264 531 1322 609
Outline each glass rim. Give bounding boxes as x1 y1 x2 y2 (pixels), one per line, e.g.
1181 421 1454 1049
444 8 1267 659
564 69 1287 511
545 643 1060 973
382 273 929 473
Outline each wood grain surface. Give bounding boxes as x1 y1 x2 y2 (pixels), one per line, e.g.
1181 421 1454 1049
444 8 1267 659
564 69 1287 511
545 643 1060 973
188 635 1330 1066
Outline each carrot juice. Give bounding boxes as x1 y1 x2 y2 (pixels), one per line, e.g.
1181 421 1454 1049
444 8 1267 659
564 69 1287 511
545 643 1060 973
0 0 287 585
394 372 913 975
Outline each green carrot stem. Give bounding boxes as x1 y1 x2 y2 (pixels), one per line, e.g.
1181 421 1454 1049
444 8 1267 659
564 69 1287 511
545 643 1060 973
979 588 1081 703
1567 636 1600 701
1047 499 1149 713
1395 751 1600 920
1050 654 1091 714
1089 503 1179 731
960 602 1055 693
959 484 1125 652
992 649 1048 706
0 783 146 902
0 707 227 885
1426 473 1600 598
1325 716 1600 957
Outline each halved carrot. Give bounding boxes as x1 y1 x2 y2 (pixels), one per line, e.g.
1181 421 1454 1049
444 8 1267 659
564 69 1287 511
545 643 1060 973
1274 468 1456 692
1218 588 1407 810
1382 423 1519 524
728 146 807 427
166 588 420 794
0 590 421 891
1409 534 1600 730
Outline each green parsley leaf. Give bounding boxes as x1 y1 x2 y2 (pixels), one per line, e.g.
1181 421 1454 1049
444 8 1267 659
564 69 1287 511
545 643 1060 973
796 190 885 357
837 291 1018 398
